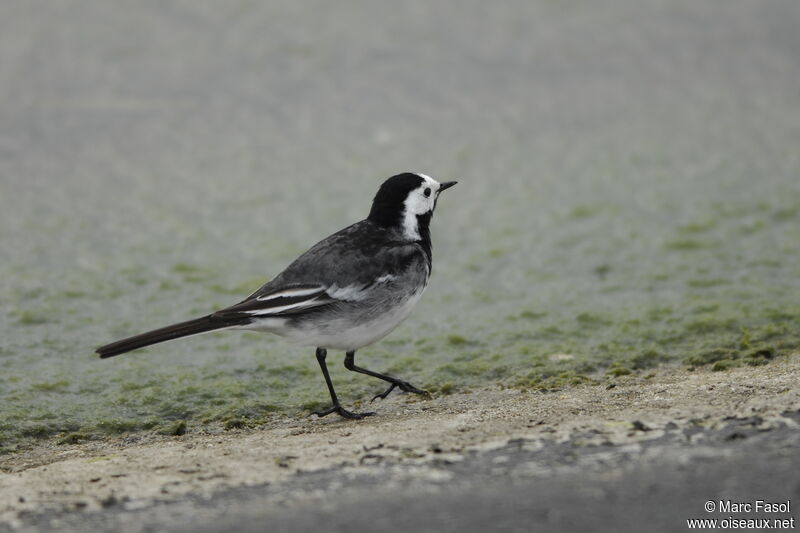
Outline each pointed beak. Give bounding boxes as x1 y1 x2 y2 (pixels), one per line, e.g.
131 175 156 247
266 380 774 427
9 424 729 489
438 181 458 192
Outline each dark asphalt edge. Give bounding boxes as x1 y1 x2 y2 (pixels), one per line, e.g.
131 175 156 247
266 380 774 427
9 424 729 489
5 411 799 533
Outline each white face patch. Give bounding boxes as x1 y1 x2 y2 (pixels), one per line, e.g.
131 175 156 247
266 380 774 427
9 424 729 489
401 173 441 240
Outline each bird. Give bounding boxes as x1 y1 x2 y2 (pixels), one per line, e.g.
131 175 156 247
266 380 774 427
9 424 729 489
96 172 457 419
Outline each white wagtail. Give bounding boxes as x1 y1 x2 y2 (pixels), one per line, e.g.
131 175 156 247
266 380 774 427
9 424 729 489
97 172 457 419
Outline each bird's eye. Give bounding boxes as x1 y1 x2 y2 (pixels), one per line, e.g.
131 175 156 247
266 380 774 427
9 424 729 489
423 188 431 197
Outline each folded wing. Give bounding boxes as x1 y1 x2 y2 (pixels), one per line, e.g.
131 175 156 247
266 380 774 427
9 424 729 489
213 285 334 319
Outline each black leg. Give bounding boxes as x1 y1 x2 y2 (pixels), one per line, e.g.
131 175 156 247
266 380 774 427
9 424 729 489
343 351 429 402
312 347 374 420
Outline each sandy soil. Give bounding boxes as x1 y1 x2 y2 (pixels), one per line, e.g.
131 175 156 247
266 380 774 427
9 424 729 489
2 354 798 529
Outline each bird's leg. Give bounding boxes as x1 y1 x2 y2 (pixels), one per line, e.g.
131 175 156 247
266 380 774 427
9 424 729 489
312 347 374 420
343 351 429 402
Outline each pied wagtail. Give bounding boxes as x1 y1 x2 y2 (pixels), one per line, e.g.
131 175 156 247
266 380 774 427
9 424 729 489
97 172 457 419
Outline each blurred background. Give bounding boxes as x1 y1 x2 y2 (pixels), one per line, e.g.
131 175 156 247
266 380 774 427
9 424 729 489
1 0 799 450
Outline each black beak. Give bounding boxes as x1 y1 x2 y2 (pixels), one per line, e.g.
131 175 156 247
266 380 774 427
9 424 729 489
438 181 458 192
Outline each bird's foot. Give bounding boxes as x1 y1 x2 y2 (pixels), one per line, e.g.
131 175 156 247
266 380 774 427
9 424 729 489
312 403 374 420
371 381 430 402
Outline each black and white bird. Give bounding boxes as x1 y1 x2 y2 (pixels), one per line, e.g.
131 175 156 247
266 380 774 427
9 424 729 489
97 172 457 419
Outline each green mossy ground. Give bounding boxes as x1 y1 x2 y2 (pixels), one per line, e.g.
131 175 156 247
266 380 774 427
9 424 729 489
2 0 799 455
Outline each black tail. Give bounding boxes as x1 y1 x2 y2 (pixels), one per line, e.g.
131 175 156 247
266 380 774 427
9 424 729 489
96 315 249 358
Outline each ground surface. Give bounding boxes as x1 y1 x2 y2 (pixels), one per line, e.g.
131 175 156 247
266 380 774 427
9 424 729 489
2 0 800 450
2 1 800 531
2 356 799 531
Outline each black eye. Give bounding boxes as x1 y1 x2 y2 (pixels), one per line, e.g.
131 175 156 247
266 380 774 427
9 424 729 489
423 188 431 197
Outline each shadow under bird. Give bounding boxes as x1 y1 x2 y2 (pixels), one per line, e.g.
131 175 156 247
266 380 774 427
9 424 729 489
97 172 457 419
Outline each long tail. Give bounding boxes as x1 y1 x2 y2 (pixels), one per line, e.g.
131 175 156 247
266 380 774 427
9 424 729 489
96 315 250 358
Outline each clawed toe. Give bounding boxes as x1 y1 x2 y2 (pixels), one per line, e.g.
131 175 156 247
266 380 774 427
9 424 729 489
399 381 430 396
313 404 374 420
371 383 397 402
371 381 430 402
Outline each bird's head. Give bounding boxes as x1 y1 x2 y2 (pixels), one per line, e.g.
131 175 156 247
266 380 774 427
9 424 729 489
368 173 457 240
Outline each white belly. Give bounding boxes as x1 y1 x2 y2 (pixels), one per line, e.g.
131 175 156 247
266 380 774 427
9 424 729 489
245 287 426 351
